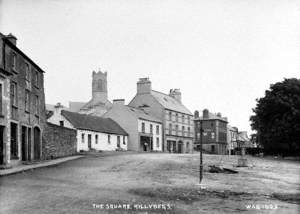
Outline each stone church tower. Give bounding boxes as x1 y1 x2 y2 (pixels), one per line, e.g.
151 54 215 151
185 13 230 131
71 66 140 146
79 69 112 116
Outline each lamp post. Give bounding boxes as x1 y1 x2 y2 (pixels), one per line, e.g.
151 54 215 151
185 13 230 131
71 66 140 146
199 120 203 184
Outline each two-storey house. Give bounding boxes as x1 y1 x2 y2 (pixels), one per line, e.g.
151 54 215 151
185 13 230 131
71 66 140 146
103 99 163 152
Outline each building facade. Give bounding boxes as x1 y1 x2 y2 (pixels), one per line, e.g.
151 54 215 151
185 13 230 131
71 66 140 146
69 70 112 116
0 33 46 166
47 104 128 152
128 78 194 153
227 125 238 155
194 109 228 155
103 99 163 152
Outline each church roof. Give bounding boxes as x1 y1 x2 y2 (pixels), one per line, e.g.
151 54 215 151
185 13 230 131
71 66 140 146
151 90 192 115
61 110 128 135
68 102 86 112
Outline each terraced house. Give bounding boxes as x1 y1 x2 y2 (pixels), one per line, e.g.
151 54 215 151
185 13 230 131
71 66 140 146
0 33 46 166
129 78 194 153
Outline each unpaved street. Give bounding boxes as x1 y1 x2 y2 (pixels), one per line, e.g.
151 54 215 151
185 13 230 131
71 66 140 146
0 152 299 213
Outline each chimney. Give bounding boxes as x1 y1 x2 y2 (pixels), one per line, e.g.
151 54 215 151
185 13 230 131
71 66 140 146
203 109 209 119
169 89 182 103
217 112 222 117
6 33 17 46
54 102 64 114
137 78 151 94
113 99 125 106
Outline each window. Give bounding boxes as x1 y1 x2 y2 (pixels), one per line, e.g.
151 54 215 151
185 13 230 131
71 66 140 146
34 95 39 115
12 53 16 71
188 127 191 136
176 113 178 122
156 125 159 135
0 83 2 115
182 126 185 136
25 63 30 82
59 121 64 127
175 124 178 134
188 116 190 124
182 114 184 123
141 122 145 133
81 134 85 143
108 135 111 144
150 124 153 134
123 136 126 145
169 111 172 120
211 132 215 139
169 123 172 135
25 90 30 112
95 134 99 144
156 137 159 148
10 82 17 106
34 69 39 87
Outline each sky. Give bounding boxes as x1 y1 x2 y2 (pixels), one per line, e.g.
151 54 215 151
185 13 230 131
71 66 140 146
1 0 300 134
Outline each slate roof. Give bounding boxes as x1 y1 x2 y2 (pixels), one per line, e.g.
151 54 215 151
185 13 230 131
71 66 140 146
151 90 192 115
126 106 162 123
61 110 128 135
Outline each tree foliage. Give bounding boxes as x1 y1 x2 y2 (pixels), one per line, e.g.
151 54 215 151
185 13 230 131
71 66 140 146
250 78 300 156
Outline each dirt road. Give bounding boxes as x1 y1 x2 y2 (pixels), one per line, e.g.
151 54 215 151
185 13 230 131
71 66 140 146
0 152 299 213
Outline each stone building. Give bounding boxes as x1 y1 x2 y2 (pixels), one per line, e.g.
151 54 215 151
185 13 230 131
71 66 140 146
103 99 163 152
69 70 112 116
194 109 228 155
0 32 46 166
128 78 194 153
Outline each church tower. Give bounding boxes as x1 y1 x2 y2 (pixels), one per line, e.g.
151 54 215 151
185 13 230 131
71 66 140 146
92 70 108 103
78 68 112 116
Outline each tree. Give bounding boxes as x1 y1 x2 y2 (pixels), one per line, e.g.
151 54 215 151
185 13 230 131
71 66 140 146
250 78 300 156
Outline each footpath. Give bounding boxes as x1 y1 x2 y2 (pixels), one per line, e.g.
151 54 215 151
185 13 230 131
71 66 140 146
0 155 83 176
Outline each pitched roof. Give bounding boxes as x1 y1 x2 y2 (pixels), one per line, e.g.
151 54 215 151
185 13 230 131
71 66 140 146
151 90 192 115
126 106 161 123
61 110 128 135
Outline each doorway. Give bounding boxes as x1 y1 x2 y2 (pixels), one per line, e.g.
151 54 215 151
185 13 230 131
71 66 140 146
88 134 92 150
27 128 31 161
21 126 27 161
10 123 18 159
0 126 4 165
33 127 41 160
178 141 183 153
117 136 120 148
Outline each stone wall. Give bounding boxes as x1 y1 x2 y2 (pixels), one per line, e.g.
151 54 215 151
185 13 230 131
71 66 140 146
42 122 77 160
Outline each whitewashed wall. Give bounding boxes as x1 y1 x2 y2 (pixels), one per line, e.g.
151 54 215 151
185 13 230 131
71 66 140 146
76 129 127 152
47 108 74 129
137 119 162 151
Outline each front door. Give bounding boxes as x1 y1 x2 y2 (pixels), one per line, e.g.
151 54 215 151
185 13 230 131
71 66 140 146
178 141 183 153
0 126 4 165
27 128 31 161
88 134 92 149
21 126 27 161
117 136 120 148
34 127 41 160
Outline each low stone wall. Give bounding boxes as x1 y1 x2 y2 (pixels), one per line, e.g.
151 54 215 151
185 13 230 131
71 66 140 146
42 122 77 160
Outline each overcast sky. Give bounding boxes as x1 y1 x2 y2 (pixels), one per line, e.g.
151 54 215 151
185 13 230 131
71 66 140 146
1 0 300 133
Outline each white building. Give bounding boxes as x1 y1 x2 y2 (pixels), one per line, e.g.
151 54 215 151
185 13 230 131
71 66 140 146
47 103 128 152
103 99 163 152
